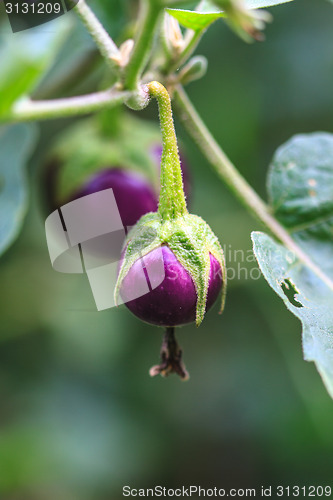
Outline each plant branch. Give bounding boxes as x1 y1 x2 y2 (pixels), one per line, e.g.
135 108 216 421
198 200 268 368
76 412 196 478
173 85 333 291
74 0 120 68
5 88 131 122
124 0 162 91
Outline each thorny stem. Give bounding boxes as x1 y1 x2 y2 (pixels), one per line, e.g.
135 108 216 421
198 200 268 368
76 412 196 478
173 84 333 291
124 0 162 91
147 81 187 220
149 327 189 380
74 0 121 68
5 88 131 122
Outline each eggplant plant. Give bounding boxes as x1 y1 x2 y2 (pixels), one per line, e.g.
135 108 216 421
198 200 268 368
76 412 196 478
1 0 333 394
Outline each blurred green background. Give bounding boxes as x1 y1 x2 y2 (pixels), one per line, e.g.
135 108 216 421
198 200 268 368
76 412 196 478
1 0 333 498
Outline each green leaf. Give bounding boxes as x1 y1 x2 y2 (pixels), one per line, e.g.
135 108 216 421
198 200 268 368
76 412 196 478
252 133 333 398
0 18 71 118
252 232 333 398
165 8 224 32
200 0 293 10
268 133 333 277
166 0 293 33
244 0 293 8
0 124 38 256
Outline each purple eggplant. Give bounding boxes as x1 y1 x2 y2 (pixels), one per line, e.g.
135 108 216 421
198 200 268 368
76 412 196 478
120 245 223 327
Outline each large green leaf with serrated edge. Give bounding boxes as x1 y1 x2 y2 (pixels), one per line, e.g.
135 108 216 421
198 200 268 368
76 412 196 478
166 0 293 32
0 124 38 256
0 17 71 118
252 133 333 398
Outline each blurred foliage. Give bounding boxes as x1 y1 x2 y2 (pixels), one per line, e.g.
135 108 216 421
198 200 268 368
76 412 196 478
51 113 162 203
0 0 333 498
0 124 38 256
0 19 71 117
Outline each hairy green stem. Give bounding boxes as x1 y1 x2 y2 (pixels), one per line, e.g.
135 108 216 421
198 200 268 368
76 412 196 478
74 0 120 68
5 88 131 122
174 85 333 290
124 0 162 91
147 81 187 220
